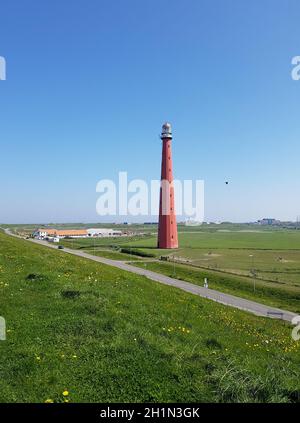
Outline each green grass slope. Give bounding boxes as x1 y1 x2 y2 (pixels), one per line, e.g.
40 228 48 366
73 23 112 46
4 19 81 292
133 261 300 314
0 233 299 403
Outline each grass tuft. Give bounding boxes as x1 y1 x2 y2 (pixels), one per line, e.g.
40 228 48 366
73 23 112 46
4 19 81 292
25 273 48 282
60 290 81 299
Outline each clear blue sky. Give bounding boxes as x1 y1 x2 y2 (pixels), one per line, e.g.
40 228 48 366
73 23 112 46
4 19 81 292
0 0 300 223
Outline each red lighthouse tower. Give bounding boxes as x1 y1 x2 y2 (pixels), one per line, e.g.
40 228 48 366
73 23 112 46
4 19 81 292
157 122 178 249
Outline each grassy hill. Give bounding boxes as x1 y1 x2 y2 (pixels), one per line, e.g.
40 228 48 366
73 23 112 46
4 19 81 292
0 232 299 402
133 260 300 313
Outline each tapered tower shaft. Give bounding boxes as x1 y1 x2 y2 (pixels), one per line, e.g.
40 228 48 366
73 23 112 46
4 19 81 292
157 122 178 249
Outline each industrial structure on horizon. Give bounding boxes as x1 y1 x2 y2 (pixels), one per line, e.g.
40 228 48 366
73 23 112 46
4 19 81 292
257 218 281 226
157 122 178 249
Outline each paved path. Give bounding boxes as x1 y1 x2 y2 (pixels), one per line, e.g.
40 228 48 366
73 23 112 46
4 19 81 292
2 229 298 323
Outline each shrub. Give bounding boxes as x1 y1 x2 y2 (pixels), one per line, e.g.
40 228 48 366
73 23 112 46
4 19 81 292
120 248 155 258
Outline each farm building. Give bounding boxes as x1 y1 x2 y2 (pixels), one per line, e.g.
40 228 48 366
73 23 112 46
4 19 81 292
33 228 122 239
33 229 88 239
87 228 122 237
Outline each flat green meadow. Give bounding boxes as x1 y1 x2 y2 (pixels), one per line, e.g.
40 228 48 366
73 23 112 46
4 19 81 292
0 232 300 403
122 228 300 250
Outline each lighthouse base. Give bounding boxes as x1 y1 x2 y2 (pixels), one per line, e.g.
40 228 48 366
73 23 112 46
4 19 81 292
157 243 178 249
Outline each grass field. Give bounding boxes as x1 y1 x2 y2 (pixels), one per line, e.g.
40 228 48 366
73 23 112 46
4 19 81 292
175 248 300 285
60 235 151 250
0 232 300 403
83 249 142 261
119 229 300 287
132 261 300 314
7 224 300 313
123 229 300 250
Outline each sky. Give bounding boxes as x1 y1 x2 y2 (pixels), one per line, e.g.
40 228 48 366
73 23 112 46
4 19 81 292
0 0 300 223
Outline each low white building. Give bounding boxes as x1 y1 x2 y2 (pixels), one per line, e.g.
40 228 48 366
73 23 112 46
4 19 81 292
33 227 123 239
32 228 88 239
87 228 122 237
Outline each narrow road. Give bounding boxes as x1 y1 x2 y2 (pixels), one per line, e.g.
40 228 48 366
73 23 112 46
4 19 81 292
2 229 298 323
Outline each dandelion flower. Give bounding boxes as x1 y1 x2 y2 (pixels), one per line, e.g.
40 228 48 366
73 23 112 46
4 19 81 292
62 390 69 397
44 399 54 403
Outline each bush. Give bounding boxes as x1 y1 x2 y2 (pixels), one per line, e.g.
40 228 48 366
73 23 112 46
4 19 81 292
120 248 155 258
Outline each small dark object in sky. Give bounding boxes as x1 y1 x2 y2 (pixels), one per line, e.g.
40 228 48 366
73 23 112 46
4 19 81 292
225 181 229 184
